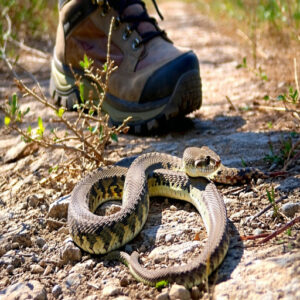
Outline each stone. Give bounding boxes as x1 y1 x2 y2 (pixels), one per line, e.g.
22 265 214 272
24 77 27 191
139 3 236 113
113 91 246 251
27 194 42 208
43 265 52 276
48 194 70 219
169 284 191 300
52 284 62 298
0 280 47 300
31 264 44 274
6 264 14 274
156 291 169 300
61 238 82 264
65 273 82 288
12 229 32 247
281 202 300 218
36 237 46 248
102 285 122 297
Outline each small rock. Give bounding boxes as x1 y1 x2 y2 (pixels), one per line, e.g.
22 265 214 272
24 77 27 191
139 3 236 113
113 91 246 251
43 265 52 276
12 229 32 247
170 205 177 211
52 284 62 298
156 291 169 300
165 234 174 243
281 202 300 218
27 194 42 208
120 276 129 287
102 285 121 297
231 210 245 219
31 264 44 274
253 228 264 236
114 297 131 300
36 237 46 248
0 280 47 300
48 195 70 219
6 264 14 274
42 244 49 251
65 273 82 288
61 239 82 264
10 242 19 249
169 284 191 300
83 296 98 300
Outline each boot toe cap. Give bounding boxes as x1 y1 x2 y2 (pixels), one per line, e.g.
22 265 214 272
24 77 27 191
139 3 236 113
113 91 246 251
139 51 200 103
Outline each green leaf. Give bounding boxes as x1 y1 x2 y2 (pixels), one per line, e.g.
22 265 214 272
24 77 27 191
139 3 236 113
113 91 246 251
11 93 18 116
27 126 32 134
103 62 107 72
79 54 93 69
263 95 270 101
240 157 247 167
24 107 30 116
79 82 85 103
56 107 65 118
4 116 11 126
277 95 285 101
37 117 45 137
110 133 118 142
155 280 168 289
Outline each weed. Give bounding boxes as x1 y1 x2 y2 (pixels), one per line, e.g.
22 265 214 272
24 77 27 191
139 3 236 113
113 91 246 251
266 186 278 217
0 15 130 177
236 56 268 81
286 228 292 236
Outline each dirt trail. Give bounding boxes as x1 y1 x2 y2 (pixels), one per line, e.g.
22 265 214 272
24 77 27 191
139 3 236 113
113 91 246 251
0 2 299 300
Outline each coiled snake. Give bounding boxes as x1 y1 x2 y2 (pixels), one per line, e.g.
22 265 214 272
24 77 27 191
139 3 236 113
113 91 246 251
68 146 266 288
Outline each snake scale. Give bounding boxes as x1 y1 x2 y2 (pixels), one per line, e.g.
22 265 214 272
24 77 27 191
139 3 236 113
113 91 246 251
68 146 266 288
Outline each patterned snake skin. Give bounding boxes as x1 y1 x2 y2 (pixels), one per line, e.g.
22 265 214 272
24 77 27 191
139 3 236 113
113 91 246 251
68 146 266 288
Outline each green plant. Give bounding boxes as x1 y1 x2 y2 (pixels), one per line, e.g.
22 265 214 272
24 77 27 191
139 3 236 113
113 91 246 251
266 186 278 217
1 16 130 173
236 57 268 81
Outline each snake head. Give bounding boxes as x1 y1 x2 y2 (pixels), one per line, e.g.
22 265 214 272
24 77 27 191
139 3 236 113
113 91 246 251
183 146 221 177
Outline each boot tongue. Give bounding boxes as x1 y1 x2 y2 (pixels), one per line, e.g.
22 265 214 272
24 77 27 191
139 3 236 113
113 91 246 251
123 4 157 35
107 0 158 36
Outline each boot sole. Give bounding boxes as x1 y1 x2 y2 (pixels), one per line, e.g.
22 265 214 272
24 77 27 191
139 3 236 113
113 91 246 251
50 60 202 134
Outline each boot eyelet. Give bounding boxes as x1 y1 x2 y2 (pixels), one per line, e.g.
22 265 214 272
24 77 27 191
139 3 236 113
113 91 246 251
113 16 121 29
122 25 132 40
132 38 141 50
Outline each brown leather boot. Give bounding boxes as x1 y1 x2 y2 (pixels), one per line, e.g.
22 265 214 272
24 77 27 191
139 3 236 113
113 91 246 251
50 0 202 133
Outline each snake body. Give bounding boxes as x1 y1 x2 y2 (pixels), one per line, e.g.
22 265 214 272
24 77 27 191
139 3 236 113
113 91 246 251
68 146 266 288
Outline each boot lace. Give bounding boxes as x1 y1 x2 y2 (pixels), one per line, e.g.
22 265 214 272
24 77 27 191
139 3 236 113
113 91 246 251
97 0 170 47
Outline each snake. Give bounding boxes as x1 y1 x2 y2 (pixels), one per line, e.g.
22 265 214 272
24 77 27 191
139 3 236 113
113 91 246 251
68 146 266 288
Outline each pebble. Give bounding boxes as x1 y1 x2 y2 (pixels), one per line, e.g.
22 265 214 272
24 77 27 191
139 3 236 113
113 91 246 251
36 237 46 248
48 194 70 219
12 230 32 247
156 291 169 300
281 202 300 218
61 238 82 264
27 194 42 208
102 285 122 297
231 210 245 219
169 284 191 300
31 264 44 274
253 228 264 236
6 264 14 274
43 265 52 276
52 284 62 298
165 233 174 243
65 273 82 288
170 205 177 211
0 281 47 300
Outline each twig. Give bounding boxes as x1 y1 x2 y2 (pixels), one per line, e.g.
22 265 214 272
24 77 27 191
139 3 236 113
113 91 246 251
255 105 300 114
8 37 50 59
294 57 299 102
250 195 287 221
240 233 269 241
283 139 300 171
225 96 238 112
259 216 300 244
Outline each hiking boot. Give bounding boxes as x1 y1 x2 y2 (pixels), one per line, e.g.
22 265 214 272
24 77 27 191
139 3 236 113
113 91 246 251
50 0 202 133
